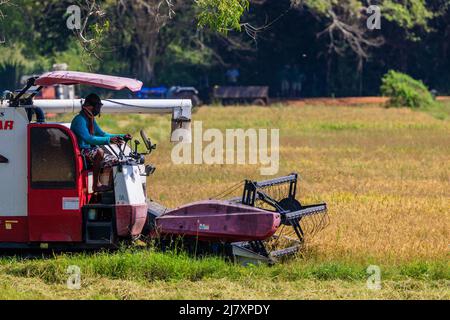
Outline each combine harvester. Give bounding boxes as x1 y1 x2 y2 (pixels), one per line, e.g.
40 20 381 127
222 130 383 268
0 71 328 264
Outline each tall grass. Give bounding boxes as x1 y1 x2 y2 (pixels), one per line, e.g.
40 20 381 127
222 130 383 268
27 104 449 299
1 248 448 285
53 104 449 263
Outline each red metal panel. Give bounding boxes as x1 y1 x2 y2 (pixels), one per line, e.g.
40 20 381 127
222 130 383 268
27 123 85 242
0 217 28 242
115 204 147 237
81 170 93 204
155 200 281 242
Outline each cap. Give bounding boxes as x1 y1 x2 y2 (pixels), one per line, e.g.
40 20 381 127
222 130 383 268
83 93 103 108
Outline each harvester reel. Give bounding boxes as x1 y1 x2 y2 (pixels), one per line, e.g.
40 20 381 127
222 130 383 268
214 174 328 263
278 197 302 213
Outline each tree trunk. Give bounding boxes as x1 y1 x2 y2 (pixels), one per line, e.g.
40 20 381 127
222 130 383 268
121 0 177 85
326 54 333 96
133 31 159 84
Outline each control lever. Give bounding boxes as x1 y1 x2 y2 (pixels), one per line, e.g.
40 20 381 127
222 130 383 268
116 135 132 158
106 144 120 159
145 165 156 176
140 130 156 154
132 139 144 162
134 139 140 155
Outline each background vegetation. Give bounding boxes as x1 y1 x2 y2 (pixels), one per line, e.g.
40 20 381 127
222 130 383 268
0 0 449 97
381 70 436 108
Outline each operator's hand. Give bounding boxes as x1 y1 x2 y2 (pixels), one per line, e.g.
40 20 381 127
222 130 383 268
110 136 124 145
123 133 132 141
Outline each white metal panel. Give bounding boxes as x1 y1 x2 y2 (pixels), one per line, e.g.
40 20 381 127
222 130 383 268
31 99 192 143
0 108 28 216
0 99 193 143
113 165 146 206
31 99 192 119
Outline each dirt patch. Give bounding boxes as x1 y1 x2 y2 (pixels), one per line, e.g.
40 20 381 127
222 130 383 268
274 96 450 107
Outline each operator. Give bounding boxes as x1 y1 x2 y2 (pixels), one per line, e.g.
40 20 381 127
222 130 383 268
70 93 131 192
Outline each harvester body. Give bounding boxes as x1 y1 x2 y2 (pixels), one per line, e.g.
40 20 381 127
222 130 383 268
0 71 191 247
0 71 328 263
0 105 156 245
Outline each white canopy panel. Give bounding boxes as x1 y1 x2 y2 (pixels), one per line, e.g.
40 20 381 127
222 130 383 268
32 99 192 121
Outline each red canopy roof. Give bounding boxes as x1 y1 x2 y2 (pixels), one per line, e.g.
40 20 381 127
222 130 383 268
35 71 143 92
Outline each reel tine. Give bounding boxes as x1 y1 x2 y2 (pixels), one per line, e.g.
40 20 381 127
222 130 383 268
292 208 329 241
241 174 328 260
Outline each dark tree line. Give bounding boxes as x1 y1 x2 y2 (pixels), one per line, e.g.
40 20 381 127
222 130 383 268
0 0 448 97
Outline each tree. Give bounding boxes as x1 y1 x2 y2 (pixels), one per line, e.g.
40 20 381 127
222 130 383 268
0 0 448 96
0 0 11 43
289 0 435 94
111 0 250 84
109 0 181 83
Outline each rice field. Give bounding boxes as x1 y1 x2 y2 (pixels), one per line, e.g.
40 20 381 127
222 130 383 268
144 102 450 263
0 102 449 299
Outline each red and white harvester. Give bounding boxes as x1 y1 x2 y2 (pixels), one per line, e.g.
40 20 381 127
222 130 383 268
0 71 327 264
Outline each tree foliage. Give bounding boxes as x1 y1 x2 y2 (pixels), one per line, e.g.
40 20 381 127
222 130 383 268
382 0 434 30
196 0 249 34
0 0 448 97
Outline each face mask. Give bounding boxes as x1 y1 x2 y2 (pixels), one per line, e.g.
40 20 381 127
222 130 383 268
93 104 102 116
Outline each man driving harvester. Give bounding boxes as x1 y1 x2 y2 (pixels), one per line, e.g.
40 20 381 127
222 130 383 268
71 93 131 192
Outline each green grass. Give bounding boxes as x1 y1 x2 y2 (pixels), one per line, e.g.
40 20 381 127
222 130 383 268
1 248 448 283
0 249 448 299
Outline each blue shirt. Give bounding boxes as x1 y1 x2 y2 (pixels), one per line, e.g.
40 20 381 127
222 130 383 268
70 113 121 149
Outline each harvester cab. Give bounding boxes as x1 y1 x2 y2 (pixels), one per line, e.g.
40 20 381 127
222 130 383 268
0 71 328 264
0 71 191 248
